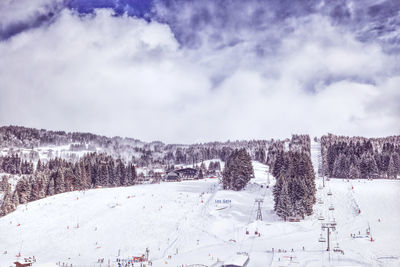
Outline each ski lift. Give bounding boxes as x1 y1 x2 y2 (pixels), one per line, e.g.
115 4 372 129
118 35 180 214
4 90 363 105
318 214 325 220
327 190 332 196
318 199 324 204
318 185 323 190
318 234 326 243
333 243 342 253
329 218 337 226
329 204 334 211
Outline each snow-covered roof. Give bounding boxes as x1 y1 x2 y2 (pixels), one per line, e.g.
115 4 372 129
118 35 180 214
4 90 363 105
222 254 249 267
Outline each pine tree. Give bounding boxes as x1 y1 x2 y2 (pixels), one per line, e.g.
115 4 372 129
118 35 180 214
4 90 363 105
332 153 350 178
15 178 31 204
360 152 378 179
54 169 65 194
293 200 305 218
47 177 55 196
349 163 360 179
276 181 292 220
273 172 284 211
37 159 42 172
388 154 397 179
73 164 84 190
0 177 17 216
222 149 254 191
198 169 204 179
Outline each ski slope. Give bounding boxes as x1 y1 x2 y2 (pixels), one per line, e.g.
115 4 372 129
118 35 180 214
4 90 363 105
0 161 399 267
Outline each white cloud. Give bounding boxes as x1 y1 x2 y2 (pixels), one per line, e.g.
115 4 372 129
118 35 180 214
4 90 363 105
0 8 398 143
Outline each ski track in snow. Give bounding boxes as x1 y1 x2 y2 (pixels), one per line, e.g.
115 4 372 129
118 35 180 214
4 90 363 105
0 160 399 267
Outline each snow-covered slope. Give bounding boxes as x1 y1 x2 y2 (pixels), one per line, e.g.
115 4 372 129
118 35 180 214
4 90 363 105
311 138 321 177
0 162 399 267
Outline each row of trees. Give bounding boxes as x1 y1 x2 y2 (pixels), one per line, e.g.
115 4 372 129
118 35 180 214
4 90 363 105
0 126 270 169
0 153 137 216
322 135 400 179
0 154 34 175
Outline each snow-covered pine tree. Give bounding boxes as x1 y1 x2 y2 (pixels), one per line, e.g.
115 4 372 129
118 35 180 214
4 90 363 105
54 169 65 194
15 178 32 204
349 163 360 179
47 177 55 196
392 152 400 178
276 181 292 220
388 154 398 179
332 153 350 178
0 177 16 216
360 152 378 179
293 199 306 219
99 164 109 186
222 149 254 191
198 169 204 179
127 163 137 185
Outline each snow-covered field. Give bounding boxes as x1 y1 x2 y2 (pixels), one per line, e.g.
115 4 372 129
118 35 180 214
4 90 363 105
0 161 399 267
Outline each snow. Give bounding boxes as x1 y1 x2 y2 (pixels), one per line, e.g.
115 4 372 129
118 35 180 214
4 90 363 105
0 162 399 267
311 138 321 177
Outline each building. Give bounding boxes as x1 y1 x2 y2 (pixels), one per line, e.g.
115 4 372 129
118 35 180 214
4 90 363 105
175 167 198 180
222 254 249 267
14 260 33 267
164 171 181 182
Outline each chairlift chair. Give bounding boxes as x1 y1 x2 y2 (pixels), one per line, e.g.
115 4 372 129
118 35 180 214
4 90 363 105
329 218 337 226
329 204 334 210
327 190 332 196
333 243 341 252
318 234 326 243
318 214 325 220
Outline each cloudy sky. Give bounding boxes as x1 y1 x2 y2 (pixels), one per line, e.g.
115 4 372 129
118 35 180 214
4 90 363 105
0 0 399 143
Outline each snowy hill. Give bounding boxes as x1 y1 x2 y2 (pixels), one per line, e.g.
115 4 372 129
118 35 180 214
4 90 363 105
0 162 399 267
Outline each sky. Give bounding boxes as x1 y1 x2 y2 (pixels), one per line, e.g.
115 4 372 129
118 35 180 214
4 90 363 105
0 0 399 143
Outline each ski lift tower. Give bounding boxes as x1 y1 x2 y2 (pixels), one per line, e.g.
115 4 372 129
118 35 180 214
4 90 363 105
255 198 264 221
145 247 150 261
321 221 337 251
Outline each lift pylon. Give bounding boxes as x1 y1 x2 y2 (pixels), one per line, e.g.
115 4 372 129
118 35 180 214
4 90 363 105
255 198 263 221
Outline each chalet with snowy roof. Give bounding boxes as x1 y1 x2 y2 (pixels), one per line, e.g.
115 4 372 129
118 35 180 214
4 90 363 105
14 259 33 267
222 254 249 267
164 171 181 182
175 167 199 180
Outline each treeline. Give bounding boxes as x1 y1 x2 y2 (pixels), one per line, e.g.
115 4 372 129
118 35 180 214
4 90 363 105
321 134 400 179
0 153 136 216
147 140 268 167
267 134 311 168
0 125 269 167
